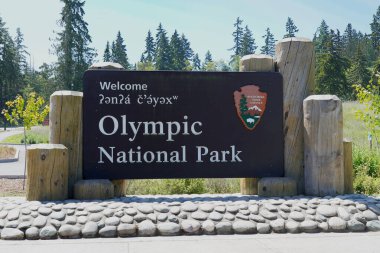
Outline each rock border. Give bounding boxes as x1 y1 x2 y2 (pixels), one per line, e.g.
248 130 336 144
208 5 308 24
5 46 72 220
1 194 380 240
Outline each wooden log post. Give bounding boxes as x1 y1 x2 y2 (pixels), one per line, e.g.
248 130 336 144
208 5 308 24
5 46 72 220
344 139 354 194
26 144 68 201
258 177 297 197
303 95 344 196
239 54 274 195
74 180 114 200
50 91 83 198
89 62 129 197
275 37 315 194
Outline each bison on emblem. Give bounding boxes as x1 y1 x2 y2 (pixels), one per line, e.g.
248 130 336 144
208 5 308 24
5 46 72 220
233 85 267 131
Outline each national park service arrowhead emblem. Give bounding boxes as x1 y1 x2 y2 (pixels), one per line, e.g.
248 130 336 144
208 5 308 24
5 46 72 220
233 85 267 131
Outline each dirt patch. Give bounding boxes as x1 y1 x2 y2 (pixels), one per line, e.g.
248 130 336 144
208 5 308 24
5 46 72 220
0 179 26 197
0 146 16 159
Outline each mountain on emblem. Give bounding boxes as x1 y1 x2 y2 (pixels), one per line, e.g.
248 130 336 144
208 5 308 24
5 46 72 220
233 85 267 130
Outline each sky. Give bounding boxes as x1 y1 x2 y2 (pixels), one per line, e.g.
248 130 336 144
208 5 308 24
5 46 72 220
0 0 378 68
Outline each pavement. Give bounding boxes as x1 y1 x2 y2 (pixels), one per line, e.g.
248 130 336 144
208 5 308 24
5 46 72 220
0 128 26 178
0 232 380 253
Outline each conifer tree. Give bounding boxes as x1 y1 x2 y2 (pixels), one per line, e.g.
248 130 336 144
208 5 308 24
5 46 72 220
315 31 351 99
370 6 380 52
229 17 244 56
284 17 299 38
260 28 276 56
111 31 129 69
202 50 216 71
14 28 27 74
204 50 212 64
314 20 330 54
347 45 371 87
53 0 96 91
342 23 358 59
154 23 172 70
0 16 23 129
142 30 155 62
241 25 257 56
170 30 186 70
192 53 201 71
103 41 111 62
181 34 193 60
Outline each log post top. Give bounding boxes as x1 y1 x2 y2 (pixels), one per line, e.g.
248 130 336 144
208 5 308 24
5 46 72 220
89 62 124 70
51 90 83 97
304 94 340 101
240 54 274 61
239 54 275 72
27 144 67 150
278 37 312 44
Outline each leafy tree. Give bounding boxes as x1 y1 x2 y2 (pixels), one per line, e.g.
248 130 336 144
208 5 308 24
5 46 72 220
2 92 49 188
370 6 380 52
192 53 201 71
136 61 155 71
229 55 240 71
229 17 244 56
154 23 172 70
260 28 276 56
215 60 231 72
203 61 217 71
241 25 257 56
142 30 155 62
103 41 111 62
111 31 129 69
355 81 380 148
53 0 96 91
23 63 59 101
284 17 299 38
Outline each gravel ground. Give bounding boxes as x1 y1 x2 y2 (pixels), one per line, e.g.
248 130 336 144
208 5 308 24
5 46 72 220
0 179 25 197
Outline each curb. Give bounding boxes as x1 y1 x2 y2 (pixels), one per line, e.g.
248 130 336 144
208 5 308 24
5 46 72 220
0 175 25 179
0 149 20 163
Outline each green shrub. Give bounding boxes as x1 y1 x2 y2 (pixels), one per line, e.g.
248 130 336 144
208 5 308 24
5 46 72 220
126 178 241 195
353 147 380 194
353 147 380 177
354 169 380 195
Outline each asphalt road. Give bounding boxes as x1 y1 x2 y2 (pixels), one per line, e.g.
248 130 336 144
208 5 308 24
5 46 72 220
0 128 26 178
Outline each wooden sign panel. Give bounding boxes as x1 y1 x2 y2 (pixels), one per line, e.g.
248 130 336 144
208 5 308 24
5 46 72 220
83 71 284 179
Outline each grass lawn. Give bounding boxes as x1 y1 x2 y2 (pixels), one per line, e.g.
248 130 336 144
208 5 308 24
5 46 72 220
343 101 373 149
0 126 49 144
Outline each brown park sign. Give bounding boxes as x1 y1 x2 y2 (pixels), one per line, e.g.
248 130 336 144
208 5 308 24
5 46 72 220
82 70 284 179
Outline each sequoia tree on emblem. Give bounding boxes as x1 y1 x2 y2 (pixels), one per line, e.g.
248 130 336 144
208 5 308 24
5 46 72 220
233 85 267 130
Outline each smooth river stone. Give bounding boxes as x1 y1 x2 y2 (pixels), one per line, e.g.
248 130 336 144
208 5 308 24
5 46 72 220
316 205 337 217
